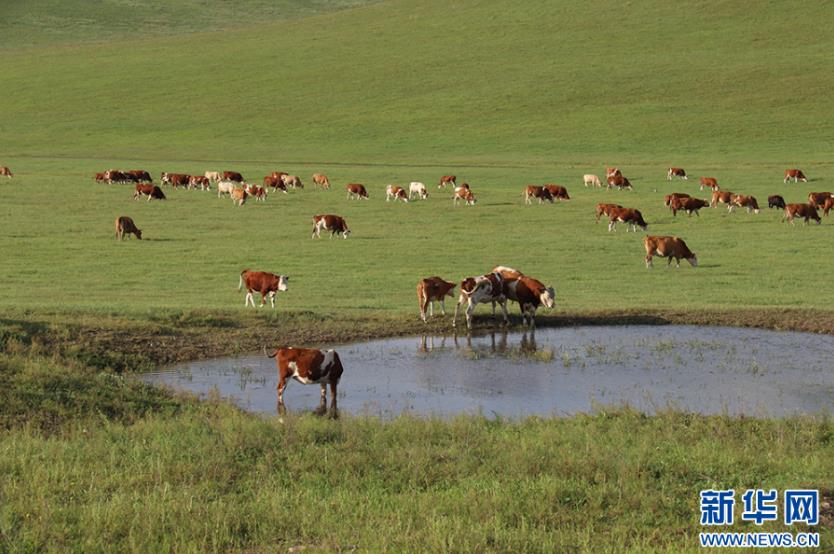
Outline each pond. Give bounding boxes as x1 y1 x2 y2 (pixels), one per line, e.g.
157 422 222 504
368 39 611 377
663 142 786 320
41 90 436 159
139 325 834 418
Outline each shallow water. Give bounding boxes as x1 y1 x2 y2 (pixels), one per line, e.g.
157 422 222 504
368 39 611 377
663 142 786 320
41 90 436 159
139 325 834 418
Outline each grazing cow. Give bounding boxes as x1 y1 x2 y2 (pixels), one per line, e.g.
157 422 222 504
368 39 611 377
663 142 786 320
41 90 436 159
94 172 106 183
205 171 221 183
223 171 243 183
670 197 708 217
784 169 808 183
595 203 623 223
768 195 786 209
664 192 691 207
453 273 509 329
544 184 570 201
231 187 247 206
492 266 555 327
453 186 476 206
729 194 760 214
783 203 821 225
238 269 288 308
163 173 190 188
264 175 288 193
643 236 697 268
245 183 267 201
115 216 142 240
188 175 210 190
606 167 622 178
438 175 456 189
667 167 687 180
346 183 368 200
607 174 633 190
710 190 736 208
105 170 128 184
524 185 554 204
127 169 152 182
699 177 719 191
312 214 350 239
281 175 303 189
312 173 330 190
271 171 288 181
807 192 833 209
823 197 834 217
133 183 166 201
217 180 237 198
583 174 602 188
417 277 456 322
608 207 648 232
409 181 428 200
0 166 12 178
386 185 409 202
267 347 344 413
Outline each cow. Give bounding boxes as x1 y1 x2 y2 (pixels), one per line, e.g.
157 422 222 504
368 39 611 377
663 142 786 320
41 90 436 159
386 185 409 202
710 190 736 208
595 203 623 223
606 167 622 178
0 166 12 178
783 203 821 225
607 174 633 190
94 172 106 183
544 184 570 201
453 186 476 206
127 169 152 182
608 207 648 232
583 174 602 188
667 167 688 180
312 214 350 239
205 171 221 183
271 171 288 182
312 173 330 190
105 170 129 184
492 266 555 327
409 181 428 200
133 183 166 201
281 174 303 189
223 171 243 183
115 216 142 240
670 197 708 217
768 195 786 209
438 175 456 189
217 180 237 198
231 187 247 206
189 175 210 190
346 183 368 200
823 197 834 217
238 269 288 308
264 175 288 193
699 177 719 191
267 347 344 414
729 194 760 214
417 277 456 322
664 192 691 208
162 173 189 188
643 236 697 268
245 183 267 201
524 185 554 204
808 192 834 209
784 169 808 183
453 272 509 329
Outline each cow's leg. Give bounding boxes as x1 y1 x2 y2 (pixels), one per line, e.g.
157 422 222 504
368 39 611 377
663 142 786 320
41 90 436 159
428 300 434 317
244 292 251 307
277 374 288 410
259 293 267 307
528 305 537 328
646 254 653 269
608 221 615 232
667 257 673 267
452 296 463 327
269 291 276 309
329 382 338 415
440 298 446 315
499 300 509 325
317 384 327 414
466 301 476 329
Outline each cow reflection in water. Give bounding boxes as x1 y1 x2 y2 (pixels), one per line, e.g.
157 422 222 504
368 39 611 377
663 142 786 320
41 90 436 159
418 331 539 359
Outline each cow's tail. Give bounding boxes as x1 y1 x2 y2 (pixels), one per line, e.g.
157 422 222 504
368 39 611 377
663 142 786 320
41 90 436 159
238 270 248 292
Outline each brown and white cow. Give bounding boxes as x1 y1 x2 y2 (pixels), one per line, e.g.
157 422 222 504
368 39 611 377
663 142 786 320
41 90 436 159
386 185 409 203
453 272 508 329
223 171 243 183
267 347 344 413
643 236 697 268
822 197 834 217
544 184 570 201
807 192 833 209
312 173 330 190
417 277 456 322
784 169 808 183
94 172 106 183
670 197 708 217
699 177 719 191
281 174 303 189
346 183 368 200
312 214 350 239
608 207 648 232
438 175 457 189
710 190 736 208
492 266 556 327
524 185 553 204
231 187 247 206
768 195 786 209
595 203 623 223
245 183 267 201
115 216 142 240
189 175 210 190
664 192 691 208
606 167 622 178
239 269 288 308
0 166 13 178
583 174 602 188
264 175 288 193
783 203 821 225
106 170 129 184
607 174 633 190
133 183 166 201
127 169 152 182
729 194 760 214
162 173 190 188
409 182 428 200
667 167 687 180
453 186 476 206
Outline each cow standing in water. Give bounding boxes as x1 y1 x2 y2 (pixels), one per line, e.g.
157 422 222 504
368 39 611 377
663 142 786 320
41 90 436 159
492 266 556 327
267 347 344 415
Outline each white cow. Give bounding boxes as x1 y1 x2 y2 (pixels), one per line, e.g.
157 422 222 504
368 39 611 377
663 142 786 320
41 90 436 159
205 171 221 183
583 174 602 188
217 180 236 198
409 182 428 200
453 273 509 329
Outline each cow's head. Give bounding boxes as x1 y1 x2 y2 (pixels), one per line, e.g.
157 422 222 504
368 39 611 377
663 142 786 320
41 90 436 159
134 228 143 240
687 254 698 267
278 275 289 291
540 286 556 309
